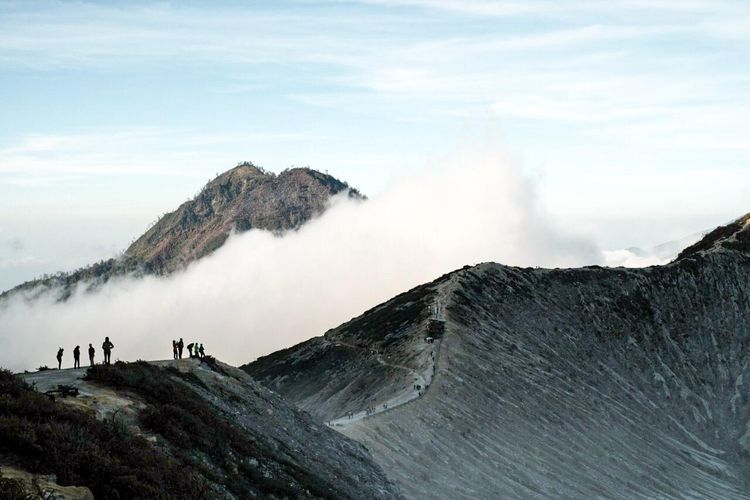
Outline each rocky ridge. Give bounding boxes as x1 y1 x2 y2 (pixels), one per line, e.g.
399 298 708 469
8 358 401 499
244 213 750 498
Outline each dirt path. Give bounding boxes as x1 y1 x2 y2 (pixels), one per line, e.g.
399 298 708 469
328 272 460 428
19 359 204 423
327 341 434 426
22 366 91 394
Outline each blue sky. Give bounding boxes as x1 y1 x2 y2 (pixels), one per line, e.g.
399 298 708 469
1 0 749 290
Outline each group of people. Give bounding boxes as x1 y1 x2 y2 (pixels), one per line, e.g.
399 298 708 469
364 403 389 416
171 338 206 359
55 337 114 369
51 335 209 370
52 335 214 370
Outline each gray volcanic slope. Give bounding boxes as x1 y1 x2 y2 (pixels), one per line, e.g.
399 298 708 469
245 214 750 499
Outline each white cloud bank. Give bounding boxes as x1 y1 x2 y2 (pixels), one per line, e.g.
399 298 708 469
0 147 697 372
602 231 706 268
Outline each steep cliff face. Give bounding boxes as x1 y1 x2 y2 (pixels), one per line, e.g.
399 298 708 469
126 164 358 273
12 359 401 499
244 215 750 498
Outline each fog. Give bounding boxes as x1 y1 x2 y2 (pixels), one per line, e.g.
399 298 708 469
3 148 620 372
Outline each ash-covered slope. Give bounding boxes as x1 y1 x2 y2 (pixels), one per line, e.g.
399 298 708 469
244 214 750 499
2 163 358 299
8 358 400 499
244 270 452 423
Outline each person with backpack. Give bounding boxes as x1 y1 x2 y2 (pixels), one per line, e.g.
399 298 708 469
102 337 114 365
88 344 95 366
56 347 64 370
73 345 81 369
187 342 194 358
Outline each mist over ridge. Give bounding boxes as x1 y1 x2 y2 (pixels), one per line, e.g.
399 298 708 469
1 146 609 372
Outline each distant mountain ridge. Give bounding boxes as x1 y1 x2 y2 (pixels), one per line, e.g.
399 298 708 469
2 162 360 299
126 163 359 273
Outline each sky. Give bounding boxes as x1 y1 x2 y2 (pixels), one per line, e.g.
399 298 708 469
1 0 750 293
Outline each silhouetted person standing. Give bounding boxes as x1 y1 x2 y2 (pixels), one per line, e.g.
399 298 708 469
178 338 184 359
88 344 95 366
172 340 178 360
198 344 205 358
56 347 64 370
73 345 80 369
102 337 114 365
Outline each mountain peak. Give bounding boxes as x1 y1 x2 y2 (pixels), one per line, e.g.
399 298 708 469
124 163 358 273
1 162 361 298
220 161 268 179
675 213 750 260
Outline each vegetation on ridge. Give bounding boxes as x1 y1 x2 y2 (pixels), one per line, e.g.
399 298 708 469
86 360 345 499
0 368 199 499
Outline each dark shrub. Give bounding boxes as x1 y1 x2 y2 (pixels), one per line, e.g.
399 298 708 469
0 473 29 500
0 369 201 499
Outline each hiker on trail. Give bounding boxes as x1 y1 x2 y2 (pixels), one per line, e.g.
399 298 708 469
73 345 80 369
56 347 64 370
172 340 178 360
187 342 194 358
198 344 205 358
178 338 184 359
88 344 95 366
102 337 114 365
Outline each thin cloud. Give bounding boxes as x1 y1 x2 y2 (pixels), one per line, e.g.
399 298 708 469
342 0 747 18
1 1 747 130
0 255 47 269
0 128 327 178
